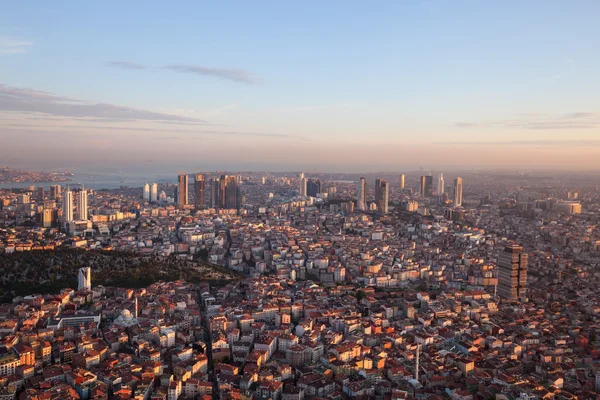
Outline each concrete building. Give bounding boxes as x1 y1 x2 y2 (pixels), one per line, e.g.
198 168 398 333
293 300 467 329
78 267 92 291
497 244 528 300
454 177 463 207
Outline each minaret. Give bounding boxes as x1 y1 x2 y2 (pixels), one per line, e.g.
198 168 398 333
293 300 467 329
134 297 138 319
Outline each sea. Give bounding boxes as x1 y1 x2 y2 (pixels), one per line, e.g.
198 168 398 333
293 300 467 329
0 172 176 190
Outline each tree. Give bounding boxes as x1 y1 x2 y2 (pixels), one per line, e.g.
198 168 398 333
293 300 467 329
356 290 366 301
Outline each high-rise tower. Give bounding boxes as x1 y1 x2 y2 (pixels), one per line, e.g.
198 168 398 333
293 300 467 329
194 173 206 208
438 173 445 196
357 177 366 211
150 183 158 202
50 185 62 200
379 180 389 214
178 174 189 206
77 188 88 220
399 174 405 190
454 177 463 207
497 244 528 300
62 188 73 226
307 179 321 197
420 176 433 197
299 177 307 197
143 183 150 201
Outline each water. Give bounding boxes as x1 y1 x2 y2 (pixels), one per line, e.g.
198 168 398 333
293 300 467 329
0 172 176 190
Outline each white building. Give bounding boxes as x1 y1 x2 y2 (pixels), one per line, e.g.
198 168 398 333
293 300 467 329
357 177 366 211
77 189 88 220
62 189 74 227
150 183 158 202
78 267 92 291
143 183 150 201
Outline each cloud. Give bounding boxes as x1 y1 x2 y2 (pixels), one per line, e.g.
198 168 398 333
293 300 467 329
165 64 260 84
531 58 577 81
0 83 207 123
107 61 146 70
437 139 600 147
453 112 600 130
0 37 32 54
208 104 238 116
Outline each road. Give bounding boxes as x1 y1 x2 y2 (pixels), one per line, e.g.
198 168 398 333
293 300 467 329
197 286 219 400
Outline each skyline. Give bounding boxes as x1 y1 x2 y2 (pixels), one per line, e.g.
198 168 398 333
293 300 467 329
2 1 600 172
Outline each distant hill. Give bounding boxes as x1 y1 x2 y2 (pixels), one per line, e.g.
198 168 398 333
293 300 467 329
0 248 241 302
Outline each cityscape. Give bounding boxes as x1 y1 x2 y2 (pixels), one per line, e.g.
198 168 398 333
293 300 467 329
0 168 599 400
2 1 600 400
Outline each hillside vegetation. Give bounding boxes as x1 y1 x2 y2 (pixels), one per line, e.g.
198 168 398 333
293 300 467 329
0 248 240 301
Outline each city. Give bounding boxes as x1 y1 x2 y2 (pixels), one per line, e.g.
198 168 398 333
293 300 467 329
2 1 600 399
0 169 598 400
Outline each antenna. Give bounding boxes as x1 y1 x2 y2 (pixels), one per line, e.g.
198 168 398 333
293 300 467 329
415 343 420 382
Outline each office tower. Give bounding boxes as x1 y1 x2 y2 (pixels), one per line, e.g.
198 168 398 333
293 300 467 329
497 243 528 300
399 174 405 190
210 178 220 208
307 179 321 197
177 174 189 206
420 175 433 197
150 183 158 202
299 177 307 197
37 186 45 200
224 175 240 209
143 183 150 201
454 177 463 207
357 177 366 211
62 188 73 225
78 267 92 291
50 185 61 200
375 179 389 214
380 180 389 214
261 177 266 185
375 179 382 205
299 172 304 180
159 190 167 203
77 188 88 220
194 173 206 208
438 173 445 195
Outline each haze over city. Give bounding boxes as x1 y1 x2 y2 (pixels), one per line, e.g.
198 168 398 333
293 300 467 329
2 1 600 173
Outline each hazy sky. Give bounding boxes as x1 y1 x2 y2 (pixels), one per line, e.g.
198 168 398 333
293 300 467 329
1 1 600 173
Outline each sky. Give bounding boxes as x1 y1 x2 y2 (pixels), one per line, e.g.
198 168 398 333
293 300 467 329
1 1 600 173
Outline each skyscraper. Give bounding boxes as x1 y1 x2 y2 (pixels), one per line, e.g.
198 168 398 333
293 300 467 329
210 178 220 208
143 183 150 201
454 177 463 207
50 185 61 200
77 188 88 220
62 188 73 226
150 183 158 202
438 173 445 195
299 177 307 197
224 175 240 209
375 178 382 206
178 174 189 206
379 180 389 214
497 244 528 300
420 175 433 197
306 179 321 197
194 173 206 208
78 267 92 291
357 177 366 211
399 174 405 190
37 186 45 201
